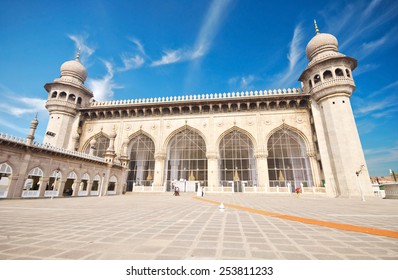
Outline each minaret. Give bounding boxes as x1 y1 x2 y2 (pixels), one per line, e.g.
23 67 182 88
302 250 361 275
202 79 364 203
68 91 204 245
299 21 372 198
26 114 39 146
43 50 93 149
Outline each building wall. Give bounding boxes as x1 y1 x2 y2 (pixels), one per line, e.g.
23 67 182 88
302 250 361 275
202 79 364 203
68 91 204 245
78 106 324 194
0 138 125 199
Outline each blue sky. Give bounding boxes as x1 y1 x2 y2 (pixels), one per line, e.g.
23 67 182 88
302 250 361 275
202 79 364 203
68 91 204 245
0 0 397 176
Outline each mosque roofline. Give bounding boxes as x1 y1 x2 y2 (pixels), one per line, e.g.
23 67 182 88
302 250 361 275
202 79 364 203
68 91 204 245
89 88 306 108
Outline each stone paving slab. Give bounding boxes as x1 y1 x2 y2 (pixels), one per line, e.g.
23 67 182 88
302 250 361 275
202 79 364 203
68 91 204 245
0 193 397 260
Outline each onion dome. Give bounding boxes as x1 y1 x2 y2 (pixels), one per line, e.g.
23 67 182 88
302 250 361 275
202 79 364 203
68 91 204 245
60 49 87 83
305 20 339 61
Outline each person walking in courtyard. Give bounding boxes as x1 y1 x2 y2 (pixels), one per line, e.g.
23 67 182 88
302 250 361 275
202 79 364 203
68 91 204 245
174 186 180 196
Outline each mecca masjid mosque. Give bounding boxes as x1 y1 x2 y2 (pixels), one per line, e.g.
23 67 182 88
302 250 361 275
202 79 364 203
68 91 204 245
0 22 373 199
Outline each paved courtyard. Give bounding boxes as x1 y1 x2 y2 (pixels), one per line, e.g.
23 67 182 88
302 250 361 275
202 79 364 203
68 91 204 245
0 193 397 260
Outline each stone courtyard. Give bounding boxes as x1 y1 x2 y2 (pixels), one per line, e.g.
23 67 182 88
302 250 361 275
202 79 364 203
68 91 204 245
0 193 397 260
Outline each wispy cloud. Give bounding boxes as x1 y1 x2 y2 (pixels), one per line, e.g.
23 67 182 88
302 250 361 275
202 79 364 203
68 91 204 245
228 75 257 91
67 34 95 64
368 80 398 98
192 0 233 59
87 61 121 101
363 0 382 17
0 84 46 117
153 0 233 68
364 144 398 174
151 50 182 67
128 38 147 56
354 63 380 76
270 23 306 88
118 54 145 71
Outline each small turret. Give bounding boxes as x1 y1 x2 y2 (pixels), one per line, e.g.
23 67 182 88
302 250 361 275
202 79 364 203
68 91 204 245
26 114 39 146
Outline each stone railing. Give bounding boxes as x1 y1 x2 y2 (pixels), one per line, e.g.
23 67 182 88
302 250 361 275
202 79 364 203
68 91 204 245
0 132 106 163
90 88 304 107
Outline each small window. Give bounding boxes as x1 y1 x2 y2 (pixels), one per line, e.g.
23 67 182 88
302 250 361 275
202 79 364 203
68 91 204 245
346 69 351 78
323 70 333 80
51 92 58 98
335 68 344 77
314 74 321 84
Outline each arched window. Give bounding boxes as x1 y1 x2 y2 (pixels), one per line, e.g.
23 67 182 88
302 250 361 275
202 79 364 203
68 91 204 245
323 70 333 80
108 176 117 193
335 68 344 77
219 130 257 191
59 92 67 99
0 163 12 198
165 129 207 191
314 74 321 84
68 94 76 102
126 134 155 191
47 169 62 191
51 91 58 98
77 97 82 105
346 69 351 78
267 129 313 190
24 167 44 191
85 136 110 158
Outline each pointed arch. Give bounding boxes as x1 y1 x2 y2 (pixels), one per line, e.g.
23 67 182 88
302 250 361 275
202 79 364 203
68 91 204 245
265 123 313 153
0 162 13 198
218 128 257 190
216 126 257 149
164 126 208 191
0 162 13 174
162 125 208 152
266 125 314 190
83 131 111 157
126 132 156 191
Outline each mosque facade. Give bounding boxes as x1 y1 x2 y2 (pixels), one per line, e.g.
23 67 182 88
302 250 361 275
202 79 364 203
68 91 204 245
0 25 373 199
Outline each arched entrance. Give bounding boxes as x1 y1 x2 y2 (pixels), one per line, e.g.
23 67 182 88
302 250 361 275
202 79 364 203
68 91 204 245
219 130 257 192
44 169 62 197
165 128 207 192
267 129 313 191
22 167 43 198
63 171 77 196
126 134 155 191
0 163 12 198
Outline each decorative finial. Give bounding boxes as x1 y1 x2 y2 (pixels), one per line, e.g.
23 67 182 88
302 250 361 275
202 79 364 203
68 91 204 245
75 48 81 60
314 19 320 34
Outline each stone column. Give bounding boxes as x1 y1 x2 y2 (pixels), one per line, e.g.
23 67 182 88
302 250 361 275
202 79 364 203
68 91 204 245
206 152 219 192
308 150 321 189
58 178 67 197
255 150 269 193
153 152 166 191
39 177 50 197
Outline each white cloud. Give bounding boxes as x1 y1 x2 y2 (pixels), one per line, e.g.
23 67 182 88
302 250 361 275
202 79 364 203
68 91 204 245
0 84 47 117
153 0 233 68
87 61 121 101
119 54 145 71
151 50 182 67
270 23 306 88
67 34 95 64
191 0 233 59
129 38 146 56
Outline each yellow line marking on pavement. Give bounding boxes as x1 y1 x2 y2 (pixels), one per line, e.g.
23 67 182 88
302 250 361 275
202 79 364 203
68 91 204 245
194 197 398 239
